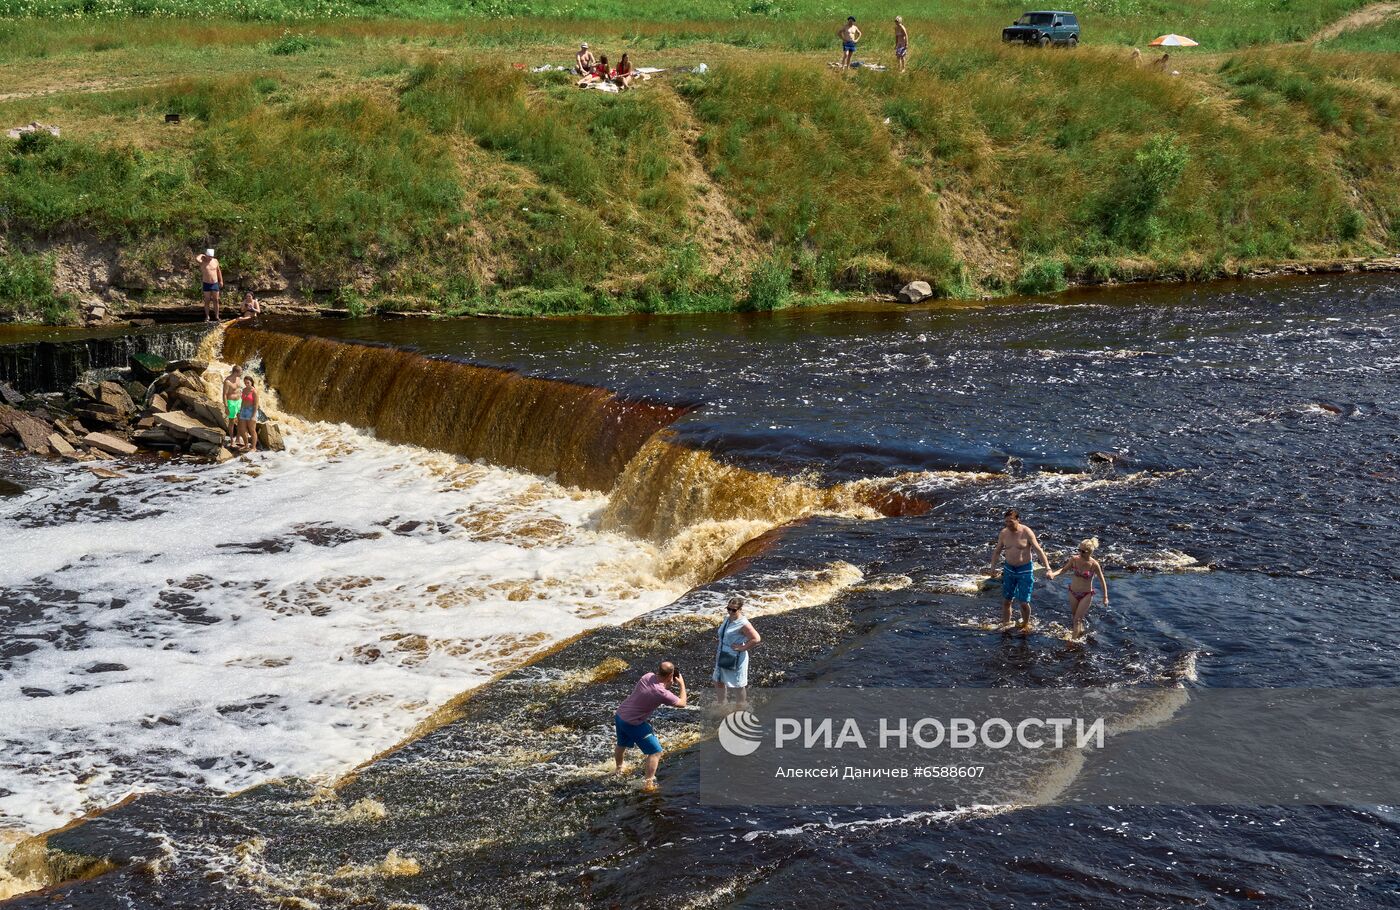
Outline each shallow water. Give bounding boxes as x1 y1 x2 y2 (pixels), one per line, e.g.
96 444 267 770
3 274 1399 907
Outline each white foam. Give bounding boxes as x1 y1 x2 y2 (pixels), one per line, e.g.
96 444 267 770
0 422 687 836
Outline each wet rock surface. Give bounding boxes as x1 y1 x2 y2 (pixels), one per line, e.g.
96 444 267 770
0 353 285 468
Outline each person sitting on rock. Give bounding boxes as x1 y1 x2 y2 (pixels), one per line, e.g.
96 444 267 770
237 292 261 323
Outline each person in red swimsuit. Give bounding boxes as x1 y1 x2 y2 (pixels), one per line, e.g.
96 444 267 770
1048 537 1109 639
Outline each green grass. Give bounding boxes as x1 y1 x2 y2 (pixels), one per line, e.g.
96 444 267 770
1 3 1399 322
0 0 1382 52
0 250 76 323
1321 17 1400 53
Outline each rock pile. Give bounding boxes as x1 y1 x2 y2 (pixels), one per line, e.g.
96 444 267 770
0 355 286 465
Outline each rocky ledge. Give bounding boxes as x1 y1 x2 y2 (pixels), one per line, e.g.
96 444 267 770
0 354 285 467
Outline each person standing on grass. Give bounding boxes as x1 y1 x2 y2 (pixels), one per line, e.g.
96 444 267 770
713 597 761 711
197 249 223 322
987 509 1052 634
837 16 861 69
222 365 243 440
894 16 909 72
614 661 687 792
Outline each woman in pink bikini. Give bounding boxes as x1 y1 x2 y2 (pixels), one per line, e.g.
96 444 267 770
1048 537 1109 639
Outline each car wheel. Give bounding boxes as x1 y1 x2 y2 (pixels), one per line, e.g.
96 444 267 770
1068 35 1079 48
1038 35 1051 48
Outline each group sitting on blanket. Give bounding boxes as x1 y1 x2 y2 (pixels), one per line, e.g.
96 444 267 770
576 43 639 90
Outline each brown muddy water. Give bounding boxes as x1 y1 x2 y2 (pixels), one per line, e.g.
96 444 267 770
2 274 1399 908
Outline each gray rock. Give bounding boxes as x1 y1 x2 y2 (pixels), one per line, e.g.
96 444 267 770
897 280 934 304
48 433 76 457
0 382 23 408
97 381 136 417
172 389 227 428
83 432 138 456
256 421 286 452
168 359 210 374
0 405 54 455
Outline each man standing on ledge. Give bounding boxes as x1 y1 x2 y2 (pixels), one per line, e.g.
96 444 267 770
615 661 687 792
988 509 1052 633
196 248 223 322
837 16 861 69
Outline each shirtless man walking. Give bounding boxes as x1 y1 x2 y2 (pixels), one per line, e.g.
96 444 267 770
894 16 909 73
987 509 1052 633
837 17 861 69
197 249 223 322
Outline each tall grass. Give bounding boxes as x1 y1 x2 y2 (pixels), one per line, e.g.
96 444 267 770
0 250 75 323
1 76 463 280
682 61 956 288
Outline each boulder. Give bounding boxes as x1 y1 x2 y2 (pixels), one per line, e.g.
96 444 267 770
53 420 80 442
896 280 934 304
73 405 124 431
0 405 53 454
214 447 235 463
47 433 76 457
256 421 286 452
125 381 150 404
135 416 158 429
132 428 179 448
189 441 222 456
83 432 138 457
149 393 169 414
171 389 226 428
97 381 136 417
129 353 169 383
152 411 226 446
73 381 100 402
0 382 23 408
168 359 210 374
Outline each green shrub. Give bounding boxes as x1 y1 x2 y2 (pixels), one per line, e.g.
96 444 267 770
0 252 76 324
270 31 314 55
1098 134 1189 250
740 256 791 311
1014 258 1067 296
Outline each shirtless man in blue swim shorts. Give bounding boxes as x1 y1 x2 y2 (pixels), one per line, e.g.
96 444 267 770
197 249 223 322
987 509 1052 634
837 17 861 69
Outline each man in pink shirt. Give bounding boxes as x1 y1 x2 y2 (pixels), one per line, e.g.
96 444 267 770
614 661 688 791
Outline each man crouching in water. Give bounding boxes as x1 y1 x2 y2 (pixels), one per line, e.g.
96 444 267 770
614 661 687 792
988 509 1052 634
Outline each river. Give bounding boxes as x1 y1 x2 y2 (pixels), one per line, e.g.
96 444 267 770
2 274 1398 907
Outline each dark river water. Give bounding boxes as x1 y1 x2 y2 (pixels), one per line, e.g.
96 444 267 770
4 274 1400 907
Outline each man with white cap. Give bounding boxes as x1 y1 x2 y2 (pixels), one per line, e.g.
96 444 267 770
575 42 596 76
895 16 909 72
196 248 223 322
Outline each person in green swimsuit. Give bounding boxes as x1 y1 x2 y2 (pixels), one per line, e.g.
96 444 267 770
222 365 243 439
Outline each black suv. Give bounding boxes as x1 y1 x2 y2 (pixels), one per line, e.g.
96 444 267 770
1003 11 1080 47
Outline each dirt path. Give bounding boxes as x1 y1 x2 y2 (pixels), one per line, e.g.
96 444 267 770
1311 1 1400 42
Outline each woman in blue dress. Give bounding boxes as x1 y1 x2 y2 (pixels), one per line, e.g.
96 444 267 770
713 597 762 709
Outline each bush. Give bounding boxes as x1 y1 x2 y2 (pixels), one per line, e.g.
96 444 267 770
1098 134 1190 250
270 31 314 55
0 252 77 324
1014 258 1067 296
740 256 791 311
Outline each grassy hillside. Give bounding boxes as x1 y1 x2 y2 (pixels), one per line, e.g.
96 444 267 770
1 3 1398 321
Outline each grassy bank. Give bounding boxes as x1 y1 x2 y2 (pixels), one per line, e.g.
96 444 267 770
1 4 1398 321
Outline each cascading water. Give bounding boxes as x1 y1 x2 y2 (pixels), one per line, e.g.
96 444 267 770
0 326 207 393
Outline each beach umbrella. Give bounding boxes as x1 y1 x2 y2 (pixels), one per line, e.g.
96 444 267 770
1149 34 1199 46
